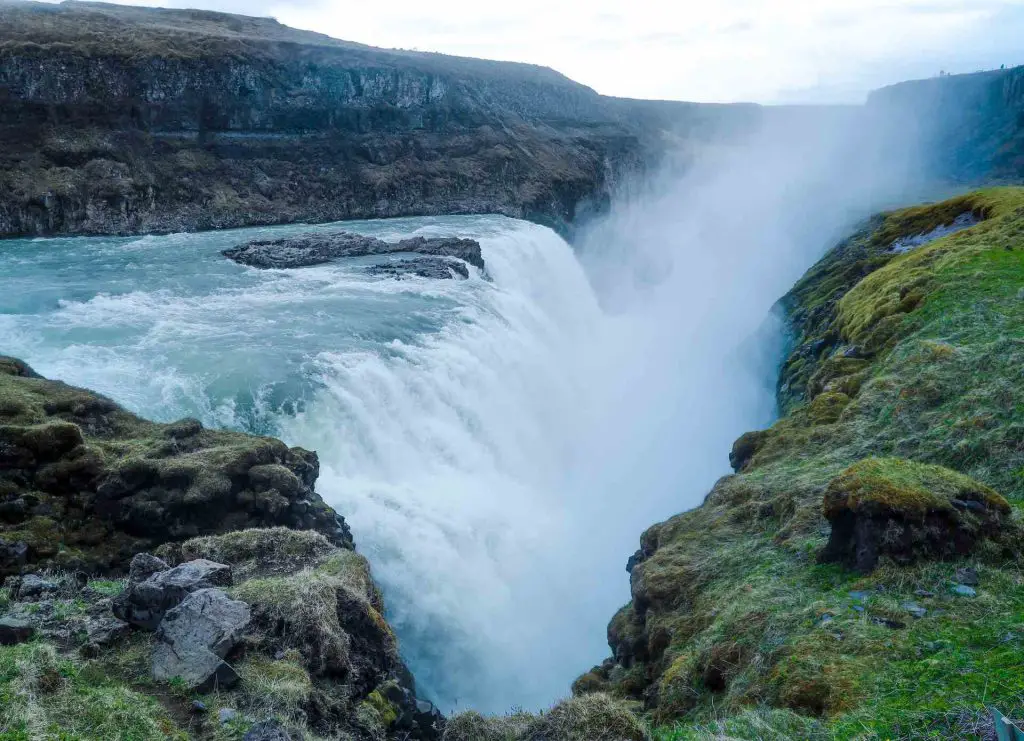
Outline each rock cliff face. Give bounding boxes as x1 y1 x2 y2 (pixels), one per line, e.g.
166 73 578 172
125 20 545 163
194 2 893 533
0 1 759 240
868 65 1024 184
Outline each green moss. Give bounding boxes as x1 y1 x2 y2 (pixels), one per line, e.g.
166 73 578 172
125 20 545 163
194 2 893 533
822 457 1009 519
234 655 313 721
364 687 399 728
176 527 336 579
804 392 851 425
443 694 649 741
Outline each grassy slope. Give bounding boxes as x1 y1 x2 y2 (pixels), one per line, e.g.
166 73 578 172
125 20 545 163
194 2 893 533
584 187 1024 740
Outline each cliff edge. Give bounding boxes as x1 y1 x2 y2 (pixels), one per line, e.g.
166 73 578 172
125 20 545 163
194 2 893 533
575 188 1024 738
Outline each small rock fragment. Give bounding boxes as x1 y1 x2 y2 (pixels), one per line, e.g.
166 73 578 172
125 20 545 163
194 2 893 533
219 708 238 724
18 574 58 600
901 601 927 619
127 553 170 584
954 567 980 586
951 584 977 597
0 616 35 645
191 700 208 713
243 718 294 741
86 616 131 648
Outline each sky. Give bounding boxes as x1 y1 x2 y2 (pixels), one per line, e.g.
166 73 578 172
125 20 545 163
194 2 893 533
55 0 1024 103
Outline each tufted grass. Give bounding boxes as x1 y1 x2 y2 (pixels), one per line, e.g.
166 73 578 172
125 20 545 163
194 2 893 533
0 641 187 740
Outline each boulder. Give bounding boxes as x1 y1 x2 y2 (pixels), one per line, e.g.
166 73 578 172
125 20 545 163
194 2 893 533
152 588 249 691
114 558 232 630
0 616 35 645
17 574 59 600
820 458 1011 572
127 552 169 583
0 539 28 572
729 430 767 472
86 615 131 648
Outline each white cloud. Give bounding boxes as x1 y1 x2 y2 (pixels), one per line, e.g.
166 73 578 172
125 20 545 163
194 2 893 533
56 0 1024 102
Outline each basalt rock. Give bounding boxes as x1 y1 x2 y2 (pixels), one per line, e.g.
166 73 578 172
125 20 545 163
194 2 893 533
367 257 471 280
0 357 354 577
113 557 232 630
0 616 34 645
152 587 250 691
223 231 484 272
0 3 737 241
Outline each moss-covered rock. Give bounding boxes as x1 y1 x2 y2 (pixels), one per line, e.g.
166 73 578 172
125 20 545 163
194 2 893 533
820 457 1012 572
0 357 352 577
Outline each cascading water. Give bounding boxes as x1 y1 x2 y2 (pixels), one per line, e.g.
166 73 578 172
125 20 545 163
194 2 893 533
0 109 926 714
0 215 645 712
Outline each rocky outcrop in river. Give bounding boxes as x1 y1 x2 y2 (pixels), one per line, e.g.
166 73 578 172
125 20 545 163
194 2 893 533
223 232 484 274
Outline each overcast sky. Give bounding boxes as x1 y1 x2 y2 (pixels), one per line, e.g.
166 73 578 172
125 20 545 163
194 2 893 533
87 0 1024 103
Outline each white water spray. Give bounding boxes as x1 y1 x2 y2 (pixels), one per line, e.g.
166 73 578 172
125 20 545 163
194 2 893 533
0 104 928 715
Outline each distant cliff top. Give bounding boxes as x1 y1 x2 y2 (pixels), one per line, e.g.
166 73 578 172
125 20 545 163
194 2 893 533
0 0 624 125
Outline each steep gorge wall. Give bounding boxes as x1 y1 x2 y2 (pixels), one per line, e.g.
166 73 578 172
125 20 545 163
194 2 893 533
868 65 1024 183
0 2 758 239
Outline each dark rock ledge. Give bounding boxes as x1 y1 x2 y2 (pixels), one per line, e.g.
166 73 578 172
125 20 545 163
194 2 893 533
223 231 485 277
0 355 351 578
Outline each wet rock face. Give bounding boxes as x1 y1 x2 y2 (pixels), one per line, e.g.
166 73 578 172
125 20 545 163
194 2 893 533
366 257 471 280
0 357 353 577
223 231 484 272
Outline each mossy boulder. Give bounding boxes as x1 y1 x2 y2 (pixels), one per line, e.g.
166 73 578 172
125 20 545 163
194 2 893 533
0 357 352 577
820 457 1012 572
729 430 768 472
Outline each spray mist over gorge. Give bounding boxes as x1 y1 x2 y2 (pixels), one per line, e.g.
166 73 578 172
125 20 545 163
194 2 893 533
0 103 932 714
